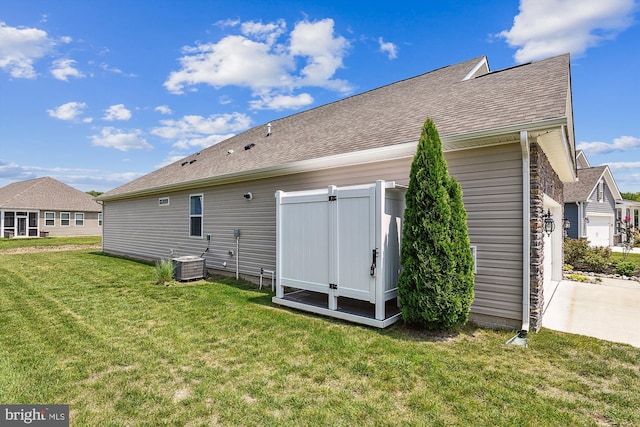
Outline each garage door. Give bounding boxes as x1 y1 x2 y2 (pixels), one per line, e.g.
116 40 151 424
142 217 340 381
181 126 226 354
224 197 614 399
587 216 611 247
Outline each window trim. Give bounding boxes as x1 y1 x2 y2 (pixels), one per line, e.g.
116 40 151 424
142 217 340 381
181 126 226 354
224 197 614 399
60 212 71 227
189 194 204 238
45 212 55 227
75 213 85 227
597 180 604 203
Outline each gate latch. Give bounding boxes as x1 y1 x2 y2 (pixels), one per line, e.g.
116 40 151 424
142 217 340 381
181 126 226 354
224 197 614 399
370 249 378 276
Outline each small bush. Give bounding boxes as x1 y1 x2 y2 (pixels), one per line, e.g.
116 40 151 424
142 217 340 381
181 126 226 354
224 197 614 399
615 261 638 277
153 259 175 285
635 230 640 248
581 246 611 273
564 239 588 265
563 264 573 272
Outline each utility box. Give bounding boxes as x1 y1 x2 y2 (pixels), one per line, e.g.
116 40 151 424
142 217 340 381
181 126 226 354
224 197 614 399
273 180 405 328
172 256 206 281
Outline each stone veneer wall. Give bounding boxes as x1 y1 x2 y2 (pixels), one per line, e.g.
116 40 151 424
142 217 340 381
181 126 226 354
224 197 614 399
529 142 563 331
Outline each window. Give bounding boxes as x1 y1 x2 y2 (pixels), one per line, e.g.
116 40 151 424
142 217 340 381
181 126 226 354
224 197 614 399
159 197 170 206
597 181 604 202
98 213 103 226
61 212 70 226
189 194 203 238
4 212 15 228
45 212 55 226
75 213 84 226
28 212 37 227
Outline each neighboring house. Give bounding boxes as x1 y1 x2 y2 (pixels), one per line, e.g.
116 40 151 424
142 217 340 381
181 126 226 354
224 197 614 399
616 199 640 241
0 177 102 238
98 54 577 332
563 151 622 246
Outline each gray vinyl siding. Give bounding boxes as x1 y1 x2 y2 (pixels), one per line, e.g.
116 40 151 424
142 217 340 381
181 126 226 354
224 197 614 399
564 203 579 239
584 182 616 216
103 142 524 323
40 210 102 237
446 142 523 321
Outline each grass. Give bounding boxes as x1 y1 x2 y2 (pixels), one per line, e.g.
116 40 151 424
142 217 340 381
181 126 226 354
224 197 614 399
0 235 101 251
611 251 640 265
1 248 640 426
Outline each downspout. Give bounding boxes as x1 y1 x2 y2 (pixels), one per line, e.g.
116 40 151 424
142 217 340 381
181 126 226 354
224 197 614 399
575 202 581 238
516 131 531 341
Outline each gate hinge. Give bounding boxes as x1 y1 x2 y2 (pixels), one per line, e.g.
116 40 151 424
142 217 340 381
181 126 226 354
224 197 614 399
328 195 337 202
329 283 338 289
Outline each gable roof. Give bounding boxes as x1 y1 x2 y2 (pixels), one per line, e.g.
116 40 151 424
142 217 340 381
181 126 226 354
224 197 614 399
101 54 575 201
0 177 102 212
575 150 591 169
563 165 622 202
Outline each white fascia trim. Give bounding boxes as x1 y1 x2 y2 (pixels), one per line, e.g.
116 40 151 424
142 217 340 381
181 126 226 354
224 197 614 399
561 125 578 181
462 57 489 81
603 167 623 201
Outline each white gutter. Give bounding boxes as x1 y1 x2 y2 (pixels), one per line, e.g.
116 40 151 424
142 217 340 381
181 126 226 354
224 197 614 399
520 130 530 335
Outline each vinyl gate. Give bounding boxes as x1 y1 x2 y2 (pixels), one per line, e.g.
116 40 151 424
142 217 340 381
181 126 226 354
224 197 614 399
273 180 405 328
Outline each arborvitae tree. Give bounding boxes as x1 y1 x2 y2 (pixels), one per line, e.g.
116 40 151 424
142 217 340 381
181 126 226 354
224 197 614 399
397 118 474 330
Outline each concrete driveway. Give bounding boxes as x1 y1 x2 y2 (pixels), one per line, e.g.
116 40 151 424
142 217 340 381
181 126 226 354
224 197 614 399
543 277 640 348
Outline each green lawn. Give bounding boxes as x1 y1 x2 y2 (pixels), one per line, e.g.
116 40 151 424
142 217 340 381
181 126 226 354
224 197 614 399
0 235 101 251
1 248 639 426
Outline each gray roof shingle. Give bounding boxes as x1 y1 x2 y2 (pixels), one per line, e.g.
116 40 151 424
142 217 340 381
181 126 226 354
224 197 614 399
102 54 571 199
0 177 102 212
563 166 607 202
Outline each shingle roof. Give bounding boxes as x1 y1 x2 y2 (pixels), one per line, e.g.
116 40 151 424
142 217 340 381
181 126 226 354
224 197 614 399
102 54 571 199
563 166 607 202
0 177 102 212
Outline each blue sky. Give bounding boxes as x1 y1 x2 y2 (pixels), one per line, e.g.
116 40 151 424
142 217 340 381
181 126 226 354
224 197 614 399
1 0 639 193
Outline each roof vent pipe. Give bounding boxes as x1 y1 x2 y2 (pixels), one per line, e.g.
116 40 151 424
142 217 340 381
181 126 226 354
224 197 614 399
267 123 272 136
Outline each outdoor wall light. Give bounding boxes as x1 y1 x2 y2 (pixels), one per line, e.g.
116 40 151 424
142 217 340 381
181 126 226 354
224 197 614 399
563 218 571 230
543 209 555 236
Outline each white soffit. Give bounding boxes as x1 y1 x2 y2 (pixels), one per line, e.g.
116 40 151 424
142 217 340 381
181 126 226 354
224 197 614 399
534 128 576 183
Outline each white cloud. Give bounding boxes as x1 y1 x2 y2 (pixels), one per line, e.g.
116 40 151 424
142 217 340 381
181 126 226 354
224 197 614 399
156 154 188 169
249 93 314 110
606 161 640 170
151 112 251 150
51 58 85 81
47 101 88 121
154 105 172 115
164 35 294 94
289 19 351 91
378 37 398 59
577 135 640 155
499 0 636 63
103 104 132 121
100 62 137 77
0 22 55 78
241 19 287 45
164 18 352 109
90 127 152 151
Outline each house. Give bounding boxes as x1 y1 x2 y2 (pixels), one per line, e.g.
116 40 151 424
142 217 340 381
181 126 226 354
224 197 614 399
98 54 577 332
0 177 102 238
563 150 622 246
616 199 640 242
